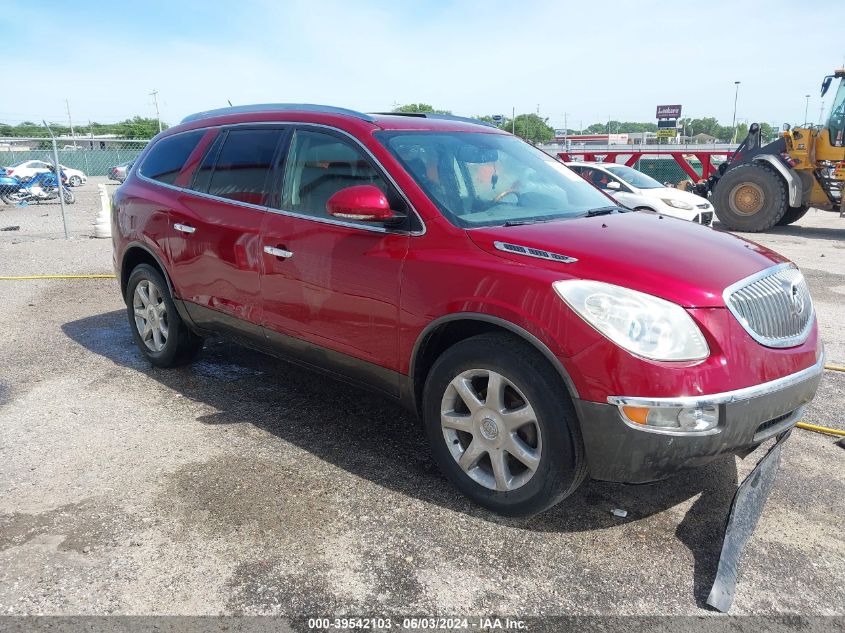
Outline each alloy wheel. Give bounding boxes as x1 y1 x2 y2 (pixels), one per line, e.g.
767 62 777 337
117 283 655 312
133 279 169 352
440 369 542 492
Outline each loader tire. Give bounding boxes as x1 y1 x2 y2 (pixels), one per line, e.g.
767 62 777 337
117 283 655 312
777 205 810 226
712 163 787 232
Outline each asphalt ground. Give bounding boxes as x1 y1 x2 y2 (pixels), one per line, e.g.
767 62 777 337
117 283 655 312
0 188 843 623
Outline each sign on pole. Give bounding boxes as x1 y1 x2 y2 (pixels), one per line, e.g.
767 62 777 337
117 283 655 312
657 119 678 129
656 128 676 138
656 105 682 119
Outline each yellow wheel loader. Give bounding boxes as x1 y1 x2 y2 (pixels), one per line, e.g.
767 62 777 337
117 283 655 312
710 70 845 231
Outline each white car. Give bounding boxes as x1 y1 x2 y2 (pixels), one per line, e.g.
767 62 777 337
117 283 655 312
4 160 87 186
566 161 713 225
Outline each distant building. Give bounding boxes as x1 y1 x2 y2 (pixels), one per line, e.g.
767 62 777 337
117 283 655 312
692 133 717 143
551 133 630 146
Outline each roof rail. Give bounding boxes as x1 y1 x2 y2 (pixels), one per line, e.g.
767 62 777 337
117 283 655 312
372 112 497 128
181 103 375 124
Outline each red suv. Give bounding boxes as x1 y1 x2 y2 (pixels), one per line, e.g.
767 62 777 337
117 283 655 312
113 104 823 516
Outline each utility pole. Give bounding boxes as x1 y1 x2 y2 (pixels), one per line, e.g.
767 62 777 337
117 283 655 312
65 99 77 148
42 121 70 240
731 81 741 143
512 106 515 136
563 112 568 148
819 102 826 125
150 89 162 133
804 94 810 126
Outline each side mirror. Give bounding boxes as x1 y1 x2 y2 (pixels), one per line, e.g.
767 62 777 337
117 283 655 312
821 75 833 97
605 181 621 191
783 123 791 132
326 185 400 223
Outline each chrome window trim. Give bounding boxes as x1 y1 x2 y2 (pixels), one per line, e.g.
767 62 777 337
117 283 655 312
135 121 426 237
136 173 271 213
607 350 824 410
722 262 814 348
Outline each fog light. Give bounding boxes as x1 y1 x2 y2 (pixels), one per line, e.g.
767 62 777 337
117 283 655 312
678 406 718 432
619 404 719 433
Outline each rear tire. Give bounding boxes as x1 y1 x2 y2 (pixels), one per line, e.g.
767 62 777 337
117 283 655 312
776 205 810 226
712 163 787 231
69 176 82 187
126 264 203 368
422 332 586 517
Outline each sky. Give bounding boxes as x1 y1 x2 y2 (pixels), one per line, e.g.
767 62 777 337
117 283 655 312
1 0 844 131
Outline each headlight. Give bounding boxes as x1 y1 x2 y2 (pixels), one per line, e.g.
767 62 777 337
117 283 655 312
553 280 710 361
661 198 694 210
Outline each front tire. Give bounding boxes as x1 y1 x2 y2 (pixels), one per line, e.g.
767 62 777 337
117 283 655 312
69 176 82 187
63 189 75 204
422 332 586 517
126 264 203 368
712 163 787 231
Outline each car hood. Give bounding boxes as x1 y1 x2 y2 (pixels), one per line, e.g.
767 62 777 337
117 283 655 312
467 212 788 307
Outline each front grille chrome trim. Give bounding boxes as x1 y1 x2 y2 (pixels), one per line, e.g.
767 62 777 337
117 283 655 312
723 263 814 348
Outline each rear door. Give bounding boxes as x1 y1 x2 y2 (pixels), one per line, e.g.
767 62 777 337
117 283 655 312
259 127 414 390
165 126 286 332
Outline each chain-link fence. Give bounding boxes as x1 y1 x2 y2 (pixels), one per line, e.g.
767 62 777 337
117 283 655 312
630 156 728 187
0 138 149 242
0 138 149 178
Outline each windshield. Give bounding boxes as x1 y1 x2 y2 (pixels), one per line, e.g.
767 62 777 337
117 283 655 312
604 164 664 189
827 77 845 147
377 131 612 227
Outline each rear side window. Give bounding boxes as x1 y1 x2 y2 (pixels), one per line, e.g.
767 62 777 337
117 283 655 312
205 129 283 206
281 129 407 224
139 131 204 184
190 132 224 194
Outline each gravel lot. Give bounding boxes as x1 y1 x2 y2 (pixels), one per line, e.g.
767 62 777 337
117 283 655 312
0 186 843 621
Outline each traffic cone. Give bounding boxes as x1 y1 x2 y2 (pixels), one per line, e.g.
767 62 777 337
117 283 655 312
93 184 112 238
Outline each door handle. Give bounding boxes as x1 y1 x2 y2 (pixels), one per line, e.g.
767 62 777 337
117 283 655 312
264 245 293 259
174 223 196 234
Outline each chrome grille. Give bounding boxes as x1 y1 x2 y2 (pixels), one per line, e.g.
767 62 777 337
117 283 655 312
724 264 813 348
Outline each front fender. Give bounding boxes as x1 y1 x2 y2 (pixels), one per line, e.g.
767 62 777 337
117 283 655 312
752 154 802 207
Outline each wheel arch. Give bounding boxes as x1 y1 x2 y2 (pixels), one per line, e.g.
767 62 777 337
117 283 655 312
120 242 174 301
409 313 580 416
750 154 802 207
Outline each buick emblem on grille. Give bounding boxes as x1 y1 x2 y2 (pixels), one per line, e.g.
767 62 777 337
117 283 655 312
787 279 805 315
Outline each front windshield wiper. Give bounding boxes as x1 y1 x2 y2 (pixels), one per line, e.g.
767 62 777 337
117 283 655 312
502 220 533 227
585 205 626 217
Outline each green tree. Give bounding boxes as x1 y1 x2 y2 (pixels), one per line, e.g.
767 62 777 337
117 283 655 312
0 116 166 139
392 103 452 115
499 113 555 144
115 116 167 139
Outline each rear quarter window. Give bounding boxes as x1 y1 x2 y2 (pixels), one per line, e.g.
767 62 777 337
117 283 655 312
139 131 204 185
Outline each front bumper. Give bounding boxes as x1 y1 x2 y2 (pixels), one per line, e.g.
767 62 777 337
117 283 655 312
574 353 824 483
